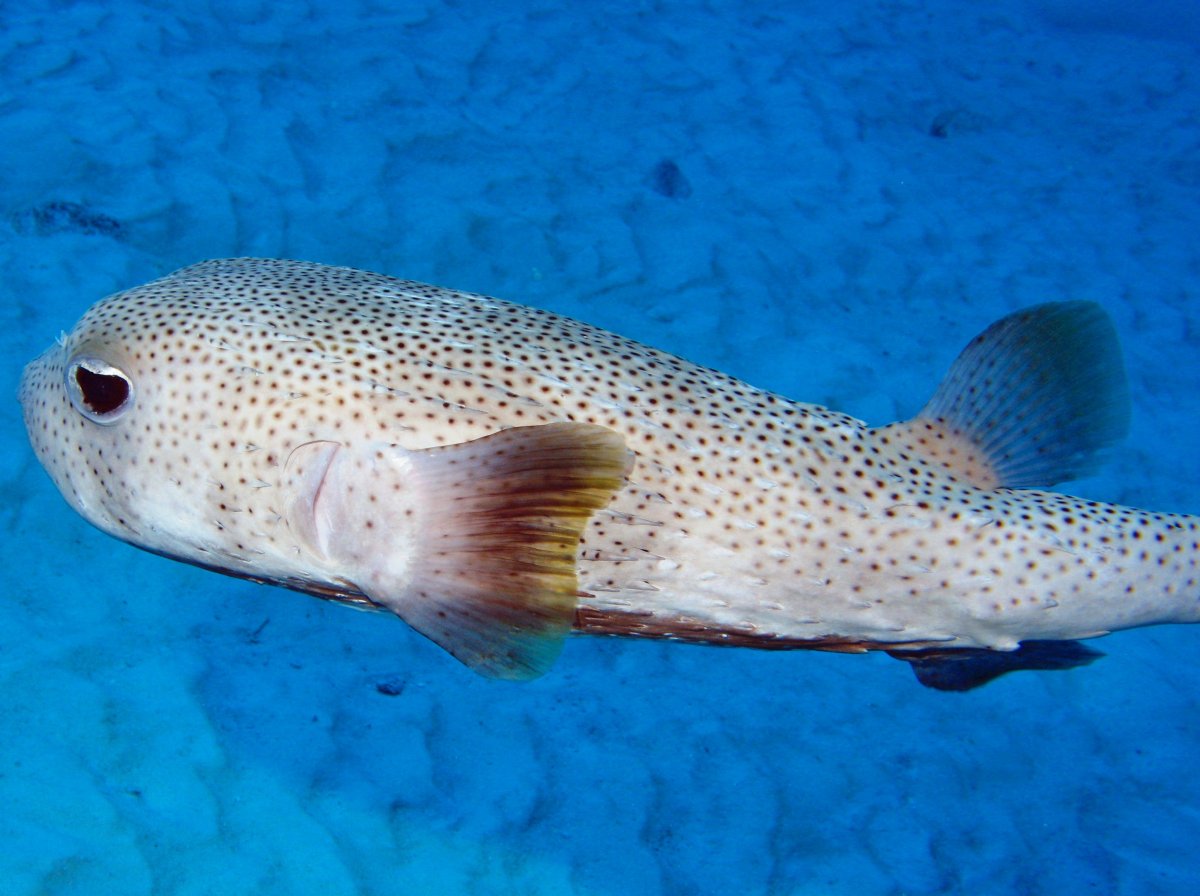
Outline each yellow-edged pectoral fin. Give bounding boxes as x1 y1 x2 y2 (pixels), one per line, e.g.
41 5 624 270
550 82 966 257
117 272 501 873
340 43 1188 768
286 423 632 680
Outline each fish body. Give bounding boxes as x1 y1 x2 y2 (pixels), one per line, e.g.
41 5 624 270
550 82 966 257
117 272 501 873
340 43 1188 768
19 259 1200 687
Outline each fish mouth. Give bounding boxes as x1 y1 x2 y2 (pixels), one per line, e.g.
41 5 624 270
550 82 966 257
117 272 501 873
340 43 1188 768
17 356 37 408
17 346 115 533
18 345 72 496
18 356 44 431
18 347 57 432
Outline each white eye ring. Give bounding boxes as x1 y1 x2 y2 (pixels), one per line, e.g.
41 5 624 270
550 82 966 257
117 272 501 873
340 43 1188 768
66 357 135 424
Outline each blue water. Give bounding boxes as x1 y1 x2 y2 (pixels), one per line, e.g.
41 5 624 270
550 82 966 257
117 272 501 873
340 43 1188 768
3 1 1199 893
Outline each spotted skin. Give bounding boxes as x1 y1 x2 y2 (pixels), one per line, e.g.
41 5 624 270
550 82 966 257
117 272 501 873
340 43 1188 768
18 259 1200 676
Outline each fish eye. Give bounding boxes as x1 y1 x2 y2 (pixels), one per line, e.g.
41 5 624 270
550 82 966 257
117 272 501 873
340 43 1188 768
66 357 134 424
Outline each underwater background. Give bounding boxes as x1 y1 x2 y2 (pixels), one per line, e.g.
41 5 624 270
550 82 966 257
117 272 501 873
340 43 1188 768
3 1 1200 893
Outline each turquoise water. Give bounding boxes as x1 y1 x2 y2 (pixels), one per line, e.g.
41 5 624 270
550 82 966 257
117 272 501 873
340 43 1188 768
3 1 1200 893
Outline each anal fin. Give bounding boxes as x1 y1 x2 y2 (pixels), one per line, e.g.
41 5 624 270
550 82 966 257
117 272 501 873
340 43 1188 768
889 640 1104 691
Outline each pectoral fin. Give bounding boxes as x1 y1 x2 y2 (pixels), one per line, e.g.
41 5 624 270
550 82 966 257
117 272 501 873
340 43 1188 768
285 423 632 680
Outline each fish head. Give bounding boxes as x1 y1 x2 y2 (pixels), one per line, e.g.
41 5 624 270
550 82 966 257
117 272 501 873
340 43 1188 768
20 260 634 679
19 270 242 560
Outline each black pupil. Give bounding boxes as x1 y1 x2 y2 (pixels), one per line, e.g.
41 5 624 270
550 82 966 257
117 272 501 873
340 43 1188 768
75 366 129 415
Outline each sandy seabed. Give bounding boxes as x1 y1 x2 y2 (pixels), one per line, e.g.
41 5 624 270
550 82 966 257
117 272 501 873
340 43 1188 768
2 1 1199 894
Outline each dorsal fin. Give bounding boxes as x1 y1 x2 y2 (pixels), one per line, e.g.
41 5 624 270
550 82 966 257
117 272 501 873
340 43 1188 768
879 301 1130 489
285 423 632 680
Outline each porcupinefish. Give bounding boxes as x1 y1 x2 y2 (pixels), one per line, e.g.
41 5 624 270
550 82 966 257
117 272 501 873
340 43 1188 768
19 258 1200 690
